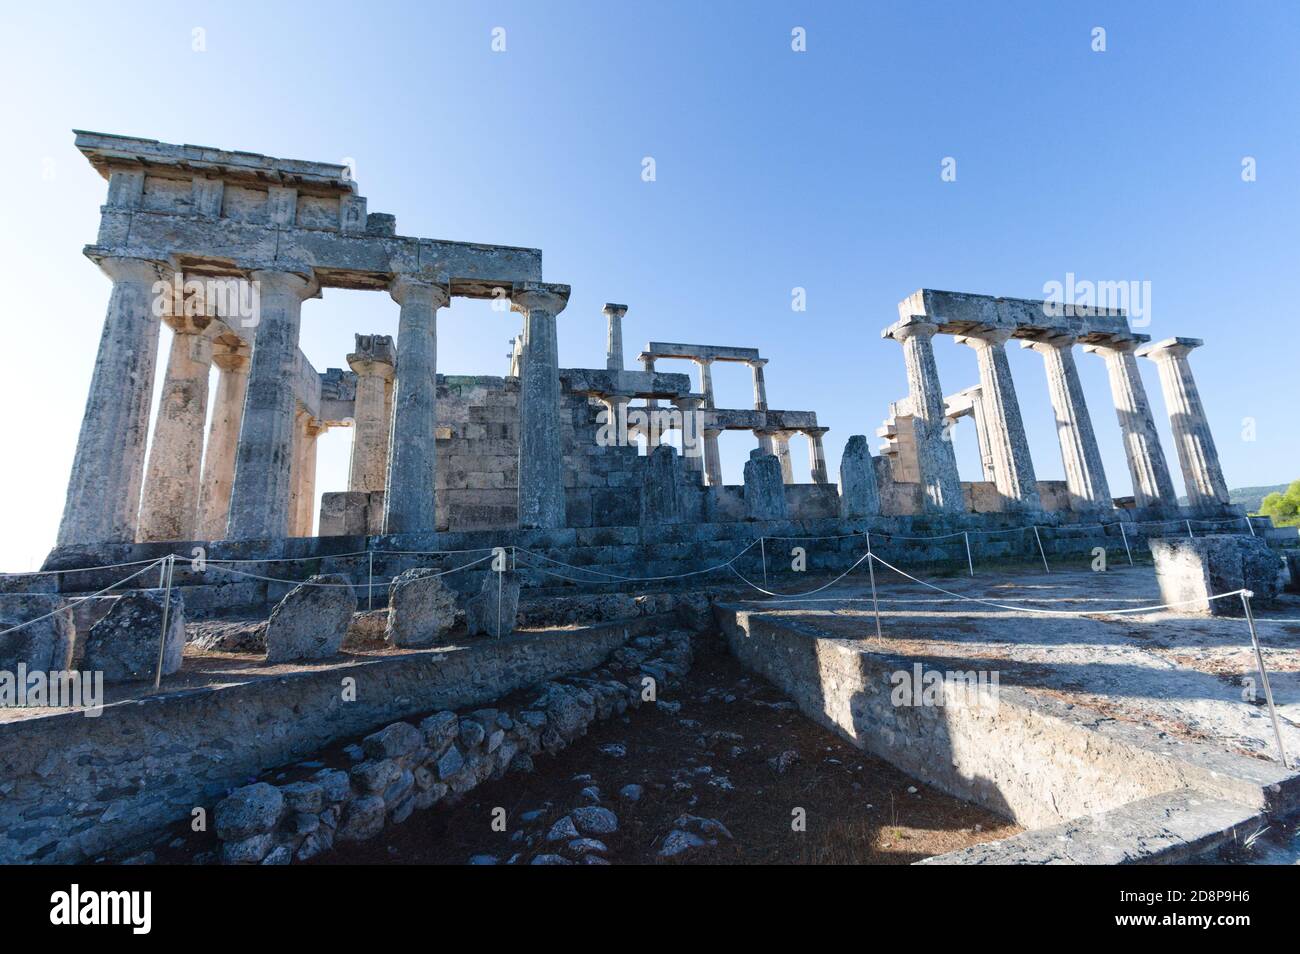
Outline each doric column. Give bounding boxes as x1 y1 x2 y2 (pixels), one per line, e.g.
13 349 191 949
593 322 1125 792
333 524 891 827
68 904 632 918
1023 335 1111 511
956 328 1040 510
749 358 769 411
673 395 705 476
507 335 523 377
1082 337 1176 509
640 355 660 449
138 315 214 541
603 303 627 371
968 387 997 483
58 256 165 545
227 269 315 540
694 358 716 409
702 426 724 486
755 429 775 456
886 319 963 513
513 282 571 528
382 277 448 534
804 427 829 485
771 431 794 484
289 412 325 536
1136 337 1229 509
347 334 396 493
197 341 250 539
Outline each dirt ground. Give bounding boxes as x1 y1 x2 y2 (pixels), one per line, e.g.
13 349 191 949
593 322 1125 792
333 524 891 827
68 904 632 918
312 640 1020 865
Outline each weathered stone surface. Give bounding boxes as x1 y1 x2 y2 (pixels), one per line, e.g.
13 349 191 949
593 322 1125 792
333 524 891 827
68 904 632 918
571 805 618 836
465 570 520 638
838 435 881 518
419 711 460 756
362 721 423 760
83 589 185 683
265 574 356 663
337 794 385 842
1151 535 1281 617
640 444 682 525
0 596 74 674
214 783 284 841
385 568 457 647
743 450 787 521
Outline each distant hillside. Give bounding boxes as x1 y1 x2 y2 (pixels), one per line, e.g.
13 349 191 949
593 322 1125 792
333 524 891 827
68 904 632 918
1178 484 1287 513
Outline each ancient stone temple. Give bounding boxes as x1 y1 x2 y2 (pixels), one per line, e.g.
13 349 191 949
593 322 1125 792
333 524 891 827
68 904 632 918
52 132 1238 564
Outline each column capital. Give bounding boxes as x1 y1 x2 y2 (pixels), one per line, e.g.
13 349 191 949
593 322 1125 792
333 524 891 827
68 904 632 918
1135 336 1203 361
1081 333 1150 356
249 268 317 300
347 333 397 378
511 281 570 315
956 326 1014 348
692 355 715 366
389 274 450 308
800 426 830 438
747 357 769 369
211 340 250 374
162 312 215 336
884 317 939 342
1019 332 1076 354
602 302 628 318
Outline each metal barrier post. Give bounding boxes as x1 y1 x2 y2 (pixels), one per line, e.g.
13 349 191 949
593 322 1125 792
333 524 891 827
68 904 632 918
367 550 374 611
1032 525 1050 573
760 536 768 588
963 531 974 577
1118 521 1134 566
153 554 175 691
866 532 882 640
1241 590 1289 768
1186 519 1194 539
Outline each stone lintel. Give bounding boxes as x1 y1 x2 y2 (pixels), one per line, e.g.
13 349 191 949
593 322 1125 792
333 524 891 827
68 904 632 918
893 288 1133 341
559 368 692 400
640 342 762 363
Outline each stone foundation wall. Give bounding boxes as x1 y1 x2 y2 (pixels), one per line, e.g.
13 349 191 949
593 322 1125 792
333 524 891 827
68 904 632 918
719 610 1294 828
0 617 664 864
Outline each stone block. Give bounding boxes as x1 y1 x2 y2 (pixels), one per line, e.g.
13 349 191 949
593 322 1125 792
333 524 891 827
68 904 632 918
82 589 185 683
385 568 458 647
743 451 787 521
265 574 357 663
1150 534 1282 617
0 595 74 674
464 570 521 638
839 435 881 518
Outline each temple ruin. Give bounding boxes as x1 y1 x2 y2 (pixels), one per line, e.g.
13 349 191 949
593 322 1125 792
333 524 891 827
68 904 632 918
52 132 1237 559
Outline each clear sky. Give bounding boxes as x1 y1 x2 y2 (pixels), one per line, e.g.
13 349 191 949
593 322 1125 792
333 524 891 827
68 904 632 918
0 1 1296 570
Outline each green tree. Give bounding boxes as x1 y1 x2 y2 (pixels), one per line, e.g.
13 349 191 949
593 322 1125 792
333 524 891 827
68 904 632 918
1259 479 1300 526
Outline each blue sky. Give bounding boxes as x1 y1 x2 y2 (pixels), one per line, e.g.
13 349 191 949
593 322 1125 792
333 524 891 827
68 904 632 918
0 1 1296 569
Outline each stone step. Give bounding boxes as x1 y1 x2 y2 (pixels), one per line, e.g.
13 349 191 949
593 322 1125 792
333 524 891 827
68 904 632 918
918 789 1264 865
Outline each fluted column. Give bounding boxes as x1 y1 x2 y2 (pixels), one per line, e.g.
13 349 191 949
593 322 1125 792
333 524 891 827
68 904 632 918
771 431 794 484
603 303 627 371
197 342 250 539
887 319 963 513
382 277 448 534
640 355 660 448
347 334 396 493
58 256 164 545
702 426 723 486
1023 335 1111 511
804 427 829 485
289 412 324 536
749 358 769 411
695 358 716 409
1082 337 1176 509
227 269 315 540
957 328 1040 510
138 315 214 541
968 387 997 483
513 282 571 528
673 396 705 477
755 429 775 456
1136 337 1229 509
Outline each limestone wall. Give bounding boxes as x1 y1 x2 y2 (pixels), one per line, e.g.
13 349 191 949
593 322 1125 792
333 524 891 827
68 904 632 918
0 621 647 864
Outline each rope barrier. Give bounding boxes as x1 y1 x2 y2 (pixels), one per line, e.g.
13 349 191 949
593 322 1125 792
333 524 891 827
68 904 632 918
0 559 166 639
514 537 761 584
185 552 496 588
